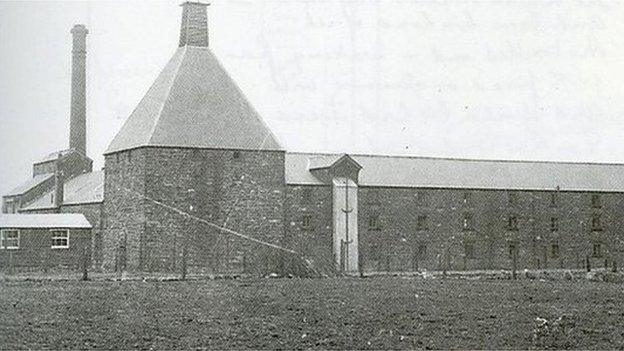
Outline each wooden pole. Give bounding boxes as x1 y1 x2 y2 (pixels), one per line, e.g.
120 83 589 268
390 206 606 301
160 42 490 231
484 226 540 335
8 251 14 275
181 244 188 281
342 179 353 274
512 245 517 280
82 246 89 281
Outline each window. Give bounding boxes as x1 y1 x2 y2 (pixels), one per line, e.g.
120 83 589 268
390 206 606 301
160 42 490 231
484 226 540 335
127 150 132 162
593 243 602 258
462 213 473 231
51 230 69 248
592 214 602 231
416 190 427 206
551 242 560 258
4 198 16 214
115 153 120 162
416 215 428 231
550 217 558 232
550 192 558 207
464 241 475 259
368 214 381 230
508 242 517 257
507 192 518 206
591 194 602 208
302 188 312 203
1 230 19 249
508 216 518 230
232 151 241 160
417 243 427 259
301 215 313 231
462 191 471 205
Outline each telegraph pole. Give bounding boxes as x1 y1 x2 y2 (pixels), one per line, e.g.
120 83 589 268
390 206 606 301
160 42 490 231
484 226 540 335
342 178 353 273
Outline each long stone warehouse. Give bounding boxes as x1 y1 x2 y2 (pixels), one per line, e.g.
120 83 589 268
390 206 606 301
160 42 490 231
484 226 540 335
2 2 624 275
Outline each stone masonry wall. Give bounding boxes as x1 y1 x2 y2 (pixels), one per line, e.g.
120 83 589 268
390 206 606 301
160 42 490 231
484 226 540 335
283 184 624 274
104 147 286 274
103 148 146 271
357 187 624 272
284 184 335 275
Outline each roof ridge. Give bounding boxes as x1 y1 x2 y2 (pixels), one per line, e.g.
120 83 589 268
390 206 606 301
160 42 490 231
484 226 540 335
286 151 624 167
148 46 188 146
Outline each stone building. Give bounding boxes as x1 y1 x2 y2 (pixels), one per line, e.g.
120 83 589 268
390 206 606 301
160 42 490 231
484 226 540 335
3 2 624 275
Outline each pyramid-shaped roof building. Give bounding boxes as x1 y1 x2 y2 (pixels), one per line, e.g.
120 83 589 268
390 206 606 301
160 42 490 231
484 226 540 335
106 2 281 154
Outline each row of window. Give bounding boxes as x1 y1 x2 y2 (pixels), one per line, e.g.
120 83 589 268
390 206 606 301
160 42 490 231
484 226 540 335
372 242 603 261
370 214 603 231
347 191 605 208
0 230 69 250
300 214 605 232
463 242 603 259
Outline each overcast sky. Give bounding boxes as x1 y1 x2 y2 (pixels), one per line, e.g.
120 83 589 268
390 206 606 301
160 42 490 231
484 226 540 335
1 0 624 196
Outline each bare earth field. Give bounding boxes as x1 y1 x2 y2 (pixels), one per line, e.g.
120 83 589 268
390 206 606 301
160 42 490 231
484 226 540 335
1 277 623 350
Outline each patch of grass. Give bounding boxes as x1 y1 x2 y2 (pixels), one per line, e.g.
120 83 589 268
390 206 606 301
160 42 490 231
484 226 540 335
1 277 623 349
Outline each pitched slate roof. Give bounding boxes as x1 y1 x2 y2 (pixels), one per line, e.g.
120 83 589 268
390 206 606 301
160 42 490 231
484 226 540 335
22 171 104 210
285 152 624 192
0 214 92 229
105 46 282 154
34 149 72 164
4 173 54 197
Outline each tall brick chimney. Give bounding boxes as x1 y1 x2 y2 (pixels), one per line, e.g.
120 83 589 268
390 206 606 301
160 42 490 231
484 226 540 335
179 1 210 47
70 24 88 156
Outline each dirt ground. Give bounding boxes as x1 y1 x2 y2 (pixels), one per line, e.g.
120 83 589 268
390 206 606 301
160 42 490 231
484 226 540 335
1 277 622 349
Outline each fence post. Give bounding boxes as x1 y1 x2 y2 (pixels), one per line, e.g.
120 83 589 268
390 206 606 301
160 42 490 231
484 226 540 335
82 246 89 281
8 251 14 275
512 247 517 280
181 244 188 281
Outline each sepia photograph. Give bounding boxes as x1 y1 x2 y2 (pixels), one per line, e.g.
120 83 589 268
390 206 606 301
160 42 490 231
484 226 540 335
1 0 624 349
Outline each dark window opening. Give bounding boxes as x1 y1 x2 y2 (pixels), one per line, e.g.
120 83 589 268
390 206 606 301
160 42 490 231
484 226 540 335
301 215 313 230
417 243 427 259
368 214 381 231
550 192 558 207
232 151 241 160
550 217 558 232
462 191 471 204
416 215 428 231
591 194 602 208
508 192 518 206
463 214 473 231
593 243 603 258
508 243 517 257
551 243 559 258
464 242 476 259
302 187 312 203
416 190 427 206
592 214 602 231
127 150 132 162
508 216 519 231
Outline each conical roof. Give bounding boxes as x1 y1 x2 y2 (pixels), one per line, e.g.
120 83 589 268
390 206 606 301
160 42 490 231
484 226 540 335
105 46 282 154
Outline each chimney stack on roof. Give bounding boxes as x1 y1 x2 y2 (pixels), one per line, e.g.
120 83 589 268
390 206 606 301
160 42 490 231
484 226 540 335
179 1 210 47
53 154 64 211
69 24 88 157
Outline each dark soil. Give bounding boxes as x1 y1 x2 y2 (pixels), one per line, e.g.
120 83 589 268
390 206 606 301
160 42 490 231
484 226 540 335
1 277 622 349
